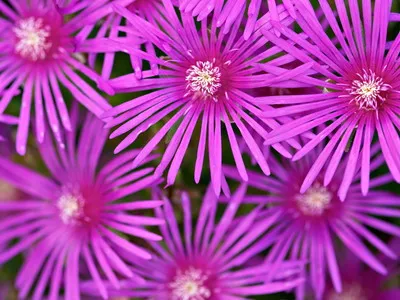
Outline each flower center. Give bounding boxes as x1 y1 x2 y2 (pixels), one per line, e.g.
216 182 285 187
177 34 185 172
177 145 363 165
57 193 83 224
13 17 52 61
347 70 391 110
296 183 331 216
169 268 211 300
186 60 222 100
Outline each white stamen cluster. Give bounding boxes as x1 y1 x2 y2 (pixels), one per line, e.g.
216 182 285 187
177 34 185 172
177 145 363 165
347 70 391 110
296 183 332 216
13 17 52 61
169 268 211 300
186 60 221 100
57 193 82 224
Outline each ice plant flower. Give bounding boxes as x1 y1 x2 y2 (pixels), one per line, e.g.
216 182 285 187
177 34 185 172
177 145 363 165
104 2 311 195
259 0 400 200
224 147 400 300
0 107 164 300
0 0 120 155
323 247 400 300
83 185 304 299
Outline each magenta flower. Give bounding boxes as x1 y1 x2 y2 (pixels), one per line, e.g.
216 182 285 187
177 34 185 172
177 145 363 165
258 0 400 200
103 2 310 195
0 0 119 155
224 148 400 300
0 107 164 300
83 185 304 299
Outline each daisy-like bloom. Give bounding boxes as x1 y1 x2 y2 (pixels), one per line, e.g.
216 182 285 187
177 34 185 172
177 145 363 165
259 0 400 200
104 2 312 195
224 147 400 300
324 246 400 300
0 106 164 300
83 185 304 299
0 0 123 155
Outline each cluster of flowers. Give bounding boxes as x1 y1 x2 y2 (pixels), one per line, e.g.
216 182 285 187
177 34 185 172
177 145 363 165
0 0 399 299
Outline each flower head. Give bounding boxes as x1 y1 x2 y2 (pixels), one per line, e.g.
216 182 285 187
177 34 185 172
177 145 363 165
83 185 304 299
103 2 310 195
0 106 164 299
224 147 400 300
259 0 400 200
0 0 118 154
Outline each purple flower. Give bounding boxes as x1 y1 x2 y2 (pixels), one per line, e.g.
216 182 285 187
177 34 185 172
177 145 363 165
103 2 309 195
258 0 400 200
0 106 164 300
0 0 119 155
83 185 304 299
224 147 400 300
